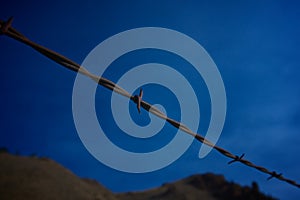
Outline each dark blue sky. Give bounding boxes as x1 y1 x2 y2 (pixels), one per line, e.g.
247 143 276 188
1 1 300 199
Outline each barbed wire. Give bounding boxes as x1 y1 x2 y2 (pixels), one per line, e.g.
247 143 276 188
1 17 299 189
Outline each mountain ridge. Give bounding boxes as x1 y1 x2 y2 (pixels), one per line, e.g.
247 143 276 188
0 151 277 200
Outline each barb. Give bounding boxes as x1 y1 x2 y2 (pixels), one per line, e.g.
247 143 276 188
267 172 283 181
1 18 299 189
0 17 13 35
134 88 143 114
228 153 245 165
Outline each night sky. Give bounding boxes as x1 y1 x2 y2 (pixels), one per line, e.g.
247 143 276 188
1 1 300 199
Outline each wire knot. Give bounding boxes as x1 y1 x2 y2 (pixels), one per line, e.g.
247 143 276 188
228 153 245 164
267 171 282 180
133 88 143 114
0 17 13 35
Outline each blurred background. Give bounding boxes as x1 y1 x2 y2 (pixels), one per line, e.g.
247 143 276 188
0 1 299 199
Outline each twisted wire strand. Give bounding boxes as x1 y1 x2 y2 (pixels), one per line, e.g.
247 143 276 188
1 18 299 189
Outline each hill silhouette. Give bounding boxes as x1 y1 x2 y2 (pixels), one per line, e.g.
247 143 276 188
117 173 276 200
0 151 117 200
0 151 277 200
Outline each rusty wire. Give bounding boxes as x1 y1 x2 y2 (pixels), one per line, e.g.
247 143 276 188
1 17 299 189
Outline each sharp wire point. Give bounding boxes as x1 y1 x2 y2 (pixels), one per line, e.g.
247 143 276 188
135 88 143 114
0 16 13 35
228 153 245 165
267 171 283 181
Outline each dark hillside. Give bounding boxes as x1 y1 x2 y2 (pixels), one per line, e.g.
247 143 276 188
0 151 277 200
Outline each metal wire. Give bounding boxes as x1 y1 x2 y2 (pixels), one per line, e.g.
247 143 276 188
1 18 299 189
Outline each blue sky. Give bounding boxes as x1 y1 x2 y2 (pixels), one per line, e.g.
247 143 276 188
1 1 300 199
